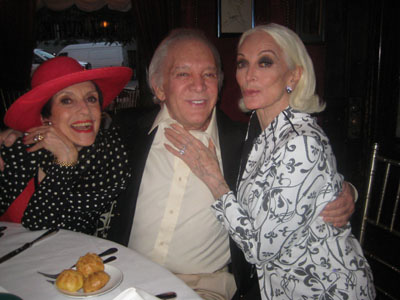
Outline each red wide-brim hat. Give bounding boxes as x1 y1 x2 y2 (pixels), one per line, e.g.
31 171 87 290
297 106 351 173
4 56 132 132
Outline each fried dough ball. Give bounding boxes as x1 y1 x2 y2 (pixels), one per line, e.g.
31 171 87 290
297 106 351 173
56 269 84 292
82 271 110 293
76 253 104 278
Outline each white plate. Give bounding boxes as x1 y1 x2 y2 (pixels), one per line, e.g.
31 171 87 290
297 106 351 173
56 265 123 298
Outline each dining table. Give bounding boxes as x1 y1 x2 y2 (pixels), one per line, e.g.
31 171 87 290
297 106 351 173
0 221 202 300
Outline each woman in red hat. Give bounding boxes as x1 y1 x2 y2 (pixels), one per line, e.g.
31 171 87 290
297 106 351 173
0 56 132 235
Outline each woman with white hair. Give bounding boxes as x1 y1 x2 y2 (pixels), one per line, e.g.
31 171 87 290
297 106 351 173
164 23 375 299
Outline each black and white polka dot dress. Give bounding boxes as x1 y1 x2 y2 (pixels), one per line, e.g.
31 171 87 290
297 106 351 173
0 126 131 234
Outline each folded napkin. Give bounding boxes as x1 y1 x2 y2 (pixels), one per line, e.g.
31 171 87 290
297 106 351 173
113 287 159 300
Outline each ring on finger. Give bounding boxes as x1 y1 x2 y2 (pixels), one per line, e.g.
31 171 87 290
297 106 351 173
34 133 44 143
179 145 186 155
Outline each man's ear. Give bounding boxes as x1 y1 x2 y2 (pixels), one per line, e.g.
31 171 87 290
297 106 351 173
151 78 166 102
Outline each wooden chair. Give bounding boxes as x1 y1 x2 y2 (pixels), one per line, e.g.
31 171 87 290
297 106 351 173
109 87 139 113
360 143 400 300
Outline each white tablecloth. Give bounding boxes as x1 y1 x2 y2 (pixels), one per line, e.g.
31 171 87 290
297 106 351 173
0 222 201 300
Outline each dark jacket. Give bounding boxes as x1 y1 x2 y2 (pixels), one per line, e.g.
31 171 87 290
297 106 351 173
108 105 260 299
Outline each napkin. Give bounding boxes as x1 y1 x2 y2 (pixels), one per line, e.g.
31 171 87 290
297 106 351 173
112 287 159 300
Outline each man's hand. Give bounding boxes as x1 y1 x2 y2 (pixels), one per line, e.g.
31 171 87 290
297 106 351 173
320 181 356 227
0 129 23 171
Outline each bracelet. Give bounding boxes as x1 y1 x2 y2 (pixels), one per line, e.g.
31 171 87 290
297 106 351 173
53 158 78 167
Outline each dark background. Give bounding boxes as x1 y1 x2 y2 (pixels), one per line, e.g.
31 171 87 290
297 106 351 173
0 1 399 297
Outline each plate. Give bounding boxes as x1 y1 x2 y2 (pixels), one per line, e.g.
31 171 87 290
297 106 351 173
56 265 123 298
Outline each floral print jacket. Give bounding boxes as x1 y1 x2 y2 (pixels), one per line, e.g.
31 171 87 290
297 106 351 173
212 107 375 300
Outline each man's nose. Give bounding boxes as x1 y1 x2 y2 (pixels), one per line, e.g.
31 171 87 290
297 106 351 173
190 75 206 91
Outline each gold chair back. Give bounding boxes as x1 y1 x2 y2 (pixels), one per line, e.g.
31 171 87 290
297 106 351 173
360 143 400 300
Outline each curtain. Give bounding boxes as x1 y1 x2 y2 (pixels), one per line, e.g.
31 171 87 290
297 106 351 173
129 0 181 107
0 0 36 128
36 0 131 12
0 0 36 90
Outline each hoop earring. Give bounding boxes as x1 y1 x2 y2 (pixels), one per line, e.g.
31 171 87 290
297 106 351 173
286 86 293 94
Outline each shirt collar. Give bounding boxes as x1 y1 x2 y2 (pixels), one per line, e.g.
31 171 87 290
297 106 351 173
149 103 219 147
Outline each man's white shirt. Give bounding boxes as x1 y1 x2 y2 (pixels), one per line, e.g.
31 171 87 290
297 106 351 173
128 104 230 274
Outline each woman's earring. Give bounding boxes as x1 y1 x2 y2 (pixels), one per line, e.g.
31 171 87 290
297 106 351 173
286 86 293 94
43 121 52 126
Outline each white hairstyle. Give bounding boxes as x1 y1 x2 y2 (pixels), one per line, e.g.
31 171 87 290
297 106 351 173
148 28 224 103
238 23 325 113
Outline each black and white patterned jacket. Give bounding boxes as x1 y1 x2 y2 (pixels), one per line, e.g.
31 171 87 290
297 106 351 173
212 107 375 300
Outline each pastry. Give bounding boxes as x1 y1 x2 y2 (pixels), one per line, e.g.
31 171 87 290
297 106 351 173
56 269 84 292
76 253 104 277
82 270 110 293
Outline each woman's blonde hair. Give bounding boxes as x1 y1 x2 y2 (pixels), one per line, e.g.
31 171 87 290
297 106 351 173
238 23 325 113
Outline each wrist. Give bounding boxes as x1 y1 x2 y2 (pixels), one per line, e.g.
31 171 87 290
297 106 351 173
53 148 78 166
209 179 230 199
53 158 78 167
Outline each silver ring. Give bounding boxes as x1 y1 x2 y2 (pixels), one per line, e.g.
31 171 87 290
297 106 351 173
179 145 186 155
34 133 44 143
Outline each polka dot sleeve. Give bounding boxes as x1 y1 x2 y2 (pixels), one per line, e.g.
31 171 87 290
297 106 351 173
0 126 131 234
1 140 37 215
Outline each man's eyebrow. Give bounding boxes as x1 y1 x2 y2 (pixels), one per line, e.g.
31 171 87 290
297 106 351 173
171 65 217 72
205 66 217 71
172 65 190 71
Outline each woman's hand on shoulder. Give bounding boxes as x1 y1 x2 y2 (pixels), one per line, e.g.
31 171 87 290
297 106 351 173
24 124 78 165
164 123 229 199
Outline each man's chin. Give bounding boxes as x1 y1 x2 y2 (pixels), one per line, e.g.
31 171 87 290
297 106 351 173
183 118 211 131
